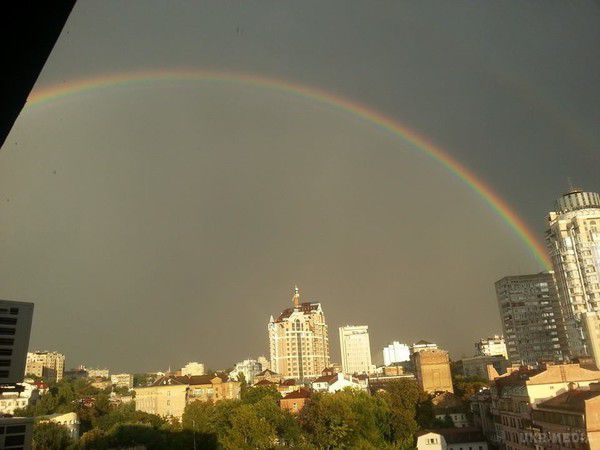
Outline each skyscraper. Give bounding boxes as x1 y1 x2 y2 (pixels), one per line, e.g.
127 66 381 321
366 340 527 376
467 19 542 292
546 188 600 359
339 325 374 375
268 286 330 380
495 272 563 365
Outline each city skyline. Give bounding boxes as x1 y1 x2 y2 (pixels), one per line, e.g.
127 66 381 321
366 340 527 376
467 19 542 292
0 1 598 371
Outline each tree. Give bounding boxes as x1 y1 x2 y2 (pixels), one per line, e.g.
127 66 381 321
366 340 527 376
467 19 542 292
32 421 73 450
220 403 277 450
241 384 281 404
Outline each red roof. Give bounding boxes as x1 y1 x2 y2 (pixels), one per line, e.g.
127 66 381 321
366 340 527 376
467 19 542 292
282 388 311 400
275 302 320 322
536 389 600 413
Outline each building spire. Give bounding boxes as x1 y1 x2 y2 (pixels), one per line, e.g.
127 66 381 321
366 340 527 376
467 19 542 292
293 285 300 308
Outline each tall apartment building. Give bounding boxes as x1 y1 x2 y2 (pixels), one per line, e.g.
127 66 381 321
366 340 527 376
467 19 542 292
0 300 34 385
383 341 411 366
25 351 66 382
413 348 453 394
475 335 508 359
339 325 374 375
495 272 563 365
546 188 600 359
268 286 330 380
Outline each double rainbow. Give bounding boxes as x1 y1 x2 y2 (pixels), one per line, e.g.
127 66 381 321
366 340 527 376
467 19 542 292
26 68 551 269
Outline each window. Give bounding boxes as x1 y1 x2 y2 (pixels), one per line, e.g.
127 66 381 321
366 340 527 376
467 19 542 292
0 339 14 345
0 349 12 356
0 318 17 325
0 371 10 378
0 328 15 336
6 425 26 434
9 308 18 315
4 434 25 446
0 360 10 367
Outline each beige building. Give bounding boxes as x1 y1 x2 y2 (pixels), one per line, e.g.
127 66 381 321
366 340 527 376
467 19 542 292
546 189 600 359
181 362 205 376
339 325 374 375
491 363 600 450
413 348 453 394
268 286 330 380
86 368 109 379
111 373 134 390
582 311 600 370
39 412 80 441
134 374 241 419
25 351 65 382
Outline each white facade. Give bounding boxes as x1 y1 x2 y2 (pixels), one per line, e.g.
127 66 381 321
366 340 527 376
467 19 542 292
40 412 80 440
0 383 39 415
312 373 365 393
546 189 600 358
257 356 270 372
411 340 438 354
181 362 205 376
231 359 263 384
0 300 34 385
475 335 508 359
339 325 374 374
383 341 411 366
87 368 109 379
416 431 488 450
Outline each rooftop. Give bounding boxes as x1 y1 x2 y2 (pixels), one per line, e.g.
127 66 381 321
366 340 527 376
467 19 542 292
536 389 600 414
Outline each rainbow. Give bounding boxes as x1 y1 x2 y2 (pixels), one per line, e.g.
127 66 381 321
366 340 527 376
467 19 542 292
26 68 551 269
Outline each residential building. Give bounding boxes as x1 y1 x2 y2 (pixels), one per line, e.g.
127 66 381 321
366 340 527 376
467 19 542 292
39 412 80 441
491 363 600 450
458 355 509 381
413 349 454 394
383 341 411 366
111 373 134 390
280 388 311 414
431 392 470 428
25 351 65 382
268 286 330 380
531 384 600 449
181 362 205 377
0 300 34 385
412 340 438 354
546 188 600 359
475 335 508 359
0 383 39 415
134 374 241 419
0 417 34 449
312 369 366 393
582 311 600 370
469 388 497 445
416 428 488 450
254 378 300 396
231 359 263 384
339 325 374 375
495 272 563 365
86 368 109 379
254 368 283 384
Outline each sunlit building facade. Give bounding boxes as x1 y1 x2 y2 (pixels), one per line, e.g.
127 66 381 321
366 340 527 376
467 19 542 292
546 189 600 359
339 325 374 375
268 286 330 380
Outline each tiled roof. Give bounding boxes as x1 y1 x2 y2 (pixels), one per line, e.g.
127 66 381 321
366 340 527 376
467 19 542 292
256 369 278 376
282 388 311 400
313 374 337 384
280 379 296 386
275 302 320 322
151 373 230 387
254 379 276 386
536 389 600 413
414 340 433 345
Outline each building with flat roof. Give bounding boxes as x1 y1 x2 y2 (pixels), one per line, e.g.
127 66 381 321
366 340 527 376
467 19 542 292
383 341 411 366
413 348 453 394
339 325 374 375
475 335 508 359
25 351 65 382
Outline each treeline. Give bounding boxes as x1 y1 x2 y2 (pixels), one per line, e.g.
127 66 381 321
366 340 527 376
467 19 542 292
19 376 484 449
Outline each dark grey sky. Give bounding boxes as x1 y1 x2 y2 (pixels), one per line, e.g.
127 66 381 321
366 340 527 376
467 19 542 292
0 1 598 372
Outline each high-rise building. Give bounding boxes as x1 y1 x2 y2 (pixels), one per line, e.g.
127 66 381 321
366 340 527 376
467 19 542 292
0 300 34 385
546 188 600 359
495 272 563 365
382 341 411 366
25 351 66 382
413 348 453 394
475 335 508 359
268 286 330 380
339 325 374 375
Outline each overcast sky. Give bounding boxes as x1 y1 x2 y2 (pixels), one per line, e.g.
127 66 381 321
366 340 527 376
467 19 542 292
0 0 598 372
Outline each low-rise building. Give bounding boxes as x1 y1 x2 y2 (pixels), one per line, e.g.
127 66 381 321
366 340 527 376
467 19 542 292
134 374 241 419
383 341 411 366
253 378 300 396
254 369 283 384
0 383 39 415
312 369 365 393
475 335 508 359
280 388 311 414
39 412 80 441
431 392 470 428
458 355 509 381
412 340 438 354
416 428 488 450
86 368 109 379
111 373 134 390
231 359 263 385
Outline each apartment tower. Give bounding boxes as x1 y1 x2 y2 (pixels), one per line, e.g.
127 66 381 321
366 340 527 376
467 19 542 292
268 286 330 380
339 325 373 375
